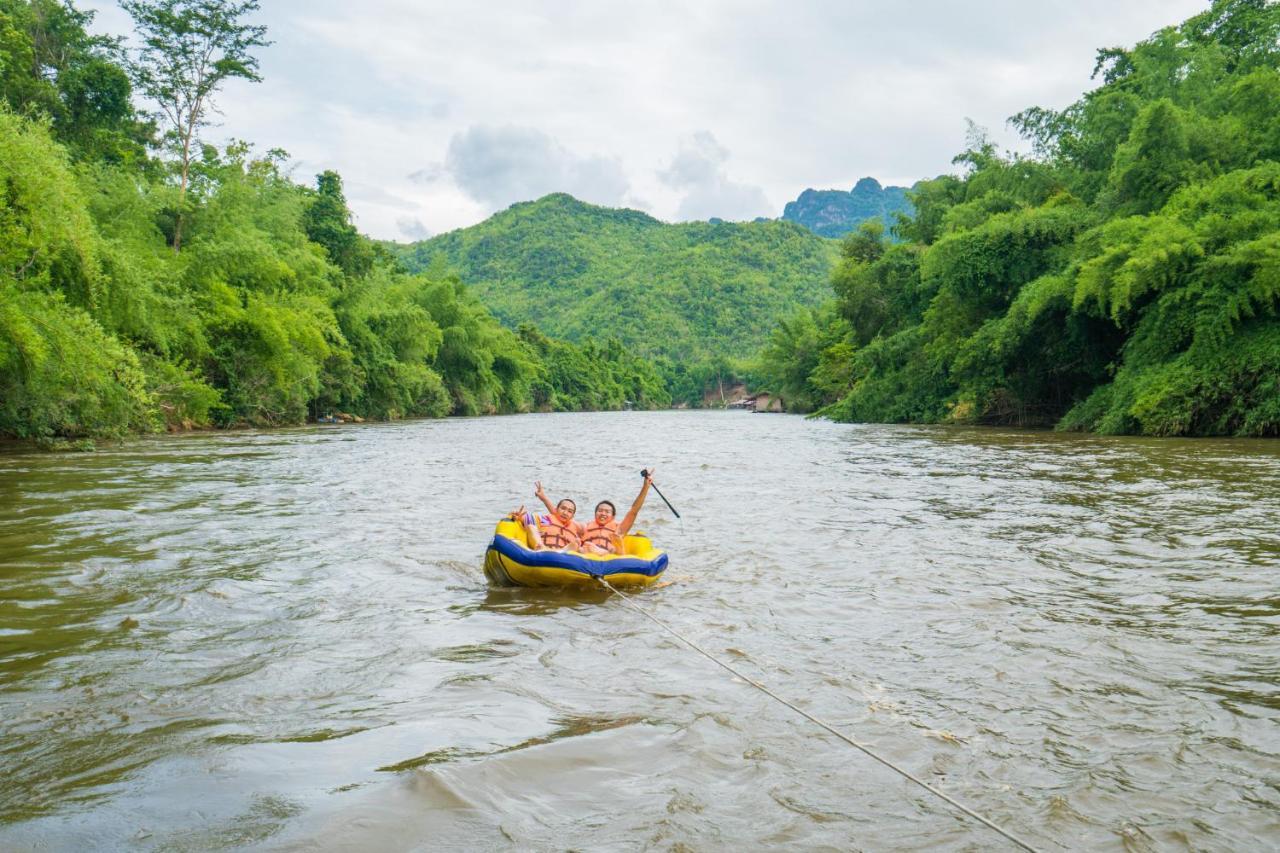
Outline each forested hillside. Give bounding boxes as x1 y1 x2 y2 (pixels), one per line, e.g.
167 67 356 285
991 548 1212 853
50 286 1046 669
397 194 838 397
0 0 668 442
759 0 1280 437
781 177 913 238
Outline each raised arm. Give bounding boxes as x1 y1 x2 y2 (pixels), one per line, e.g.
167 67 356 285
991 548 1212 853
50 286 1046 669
617 469 654 536
533 481 558 516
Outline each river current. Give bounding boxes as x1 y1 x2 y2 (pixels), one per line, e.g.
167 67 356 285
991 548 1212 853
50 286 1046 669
1 411 1277 851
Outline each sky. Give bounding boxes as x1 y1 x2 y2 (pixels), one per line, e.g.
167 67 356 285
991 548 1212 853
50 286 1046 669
82 0 1209 241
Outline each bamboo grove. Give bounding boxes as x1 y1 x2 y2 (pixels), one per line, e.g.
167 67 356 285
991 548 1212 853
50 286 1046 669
757 0 1280 436
0 0 669 442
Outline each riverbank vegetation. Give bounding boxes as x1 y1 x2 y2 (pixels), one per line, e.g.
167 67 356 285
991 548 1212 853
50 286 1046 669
757 0 1280 436
0 0 668 441
6 0 1275 441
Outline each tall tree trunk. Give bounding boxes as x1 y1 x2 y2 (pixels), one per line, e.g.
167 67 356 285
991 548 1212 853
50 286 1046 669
173 131 192 253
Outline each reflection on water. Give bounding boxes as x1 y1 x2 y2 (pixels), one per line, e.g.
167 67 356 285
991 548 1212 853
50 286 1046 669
480 585 615 615
1 413 1278 850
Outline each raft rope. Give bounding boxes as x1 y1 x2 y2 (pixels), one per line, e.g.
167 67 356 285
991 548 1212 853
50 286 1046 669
594 576 1043 853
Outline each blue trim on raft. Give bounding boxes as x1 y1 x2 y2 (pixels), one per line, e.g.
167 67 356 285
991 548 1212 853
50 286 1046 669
488 533 668 578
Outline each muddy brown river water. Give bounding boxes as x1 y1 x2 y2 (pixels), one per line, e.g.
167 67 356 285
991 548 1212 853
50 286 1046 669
1 411 1278 851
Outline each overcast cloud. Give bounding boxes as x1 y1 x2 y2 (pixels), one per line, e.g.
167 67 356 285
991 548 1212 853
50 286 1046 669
660 132 772 221
82 0 1208 240
441 125 632 211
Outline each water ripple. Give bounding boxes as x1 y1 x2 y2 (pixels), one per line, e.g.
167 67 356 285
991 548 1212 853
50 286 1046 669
1 414 1278 850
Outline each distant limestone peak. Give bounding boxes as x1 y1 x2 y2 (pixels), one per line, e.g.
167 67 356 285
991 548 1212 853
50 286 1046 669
782 176 913 239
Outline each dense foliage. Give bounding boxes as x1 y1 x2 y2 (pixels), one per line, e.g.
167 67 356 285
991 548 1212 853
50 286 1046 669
758 0 1280 436
781 177 914 239
0 0 667 441
120 0 270 252
396 193 838 403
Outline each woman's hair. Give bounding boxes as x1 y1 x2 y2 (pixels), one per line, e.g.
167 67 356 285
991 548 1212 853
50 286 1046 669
595 500 616 516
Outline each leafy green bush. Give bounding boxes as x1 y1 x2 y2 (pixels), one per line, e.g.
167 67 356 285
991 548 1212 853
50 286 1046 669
0 286 154 437
0 13 664 440
762 0 1280 436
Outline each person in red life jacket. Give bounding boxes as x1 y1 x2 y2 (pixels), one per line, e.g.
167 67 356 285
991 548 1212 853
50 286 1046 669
530 480 583 550
580 468 655 554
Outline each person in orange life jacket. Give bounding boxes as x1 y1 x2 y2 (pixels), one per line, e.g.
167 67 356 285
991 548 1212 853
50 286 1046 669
529 480 583 550
580 468 655 555
511 505 565 551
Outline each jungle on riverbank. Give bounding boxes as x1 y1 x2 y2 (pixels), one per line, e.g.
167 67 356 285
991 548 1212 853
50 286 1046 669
2 0 1278 442
0 0 673 444
754 0 1280 437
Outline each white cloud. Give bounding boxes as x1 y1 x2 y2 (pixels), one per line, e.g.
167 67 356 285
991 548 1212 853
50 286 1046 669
407 165 446 185
441 125 630 211
659 132 771 222
80 0 1210 238
396 217 432 240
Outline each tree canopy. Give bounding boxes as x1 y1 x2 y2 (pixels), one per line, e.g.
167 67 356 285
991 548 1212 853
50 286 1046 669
0 1 667 441
757 0 1280 437
120 0 271 251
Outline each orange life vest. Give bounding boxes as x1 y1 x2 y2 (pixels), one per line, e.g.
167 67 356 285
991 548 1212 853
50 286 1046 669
580 519 621 553
538 515 580 550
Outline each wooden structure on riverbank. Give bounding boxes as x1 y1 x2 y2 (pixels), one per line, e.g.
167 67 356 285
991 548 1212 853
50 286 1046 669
727 392 785 413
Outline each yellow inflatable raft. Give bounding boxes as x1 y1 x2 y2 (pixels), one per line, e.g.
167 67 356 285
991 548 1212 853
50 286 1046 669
483 517 668 589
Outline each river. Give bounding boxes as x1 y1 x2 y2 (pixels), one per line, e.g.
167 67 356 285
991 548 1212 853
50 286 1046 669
1 411 1277 851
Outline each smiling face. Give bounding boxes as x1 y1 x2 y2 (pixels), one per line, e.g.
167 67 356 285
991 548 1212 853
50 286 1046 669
555 499 576 523
594 501 616 524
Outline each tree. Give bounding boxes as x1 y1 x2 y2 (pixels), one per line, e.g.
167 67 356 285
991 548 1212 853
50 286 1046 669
0 0 152 163
1106 99 1191 215
120 0 269 251
303 170 374 278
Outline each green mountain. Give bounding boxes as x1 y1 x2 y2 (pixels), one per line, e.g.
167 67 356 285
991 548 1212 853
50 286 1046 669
397 194 838 364
782 177 913 238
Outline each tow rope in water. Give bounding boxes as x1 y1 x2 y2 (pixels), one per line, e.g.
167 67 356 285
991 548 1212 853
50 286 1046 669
595 576 1043 853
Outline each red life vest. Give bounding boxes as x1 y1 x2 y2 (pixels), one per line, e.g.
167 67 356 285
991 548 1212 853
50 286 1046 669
538 515 580 550
580 519 621 553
